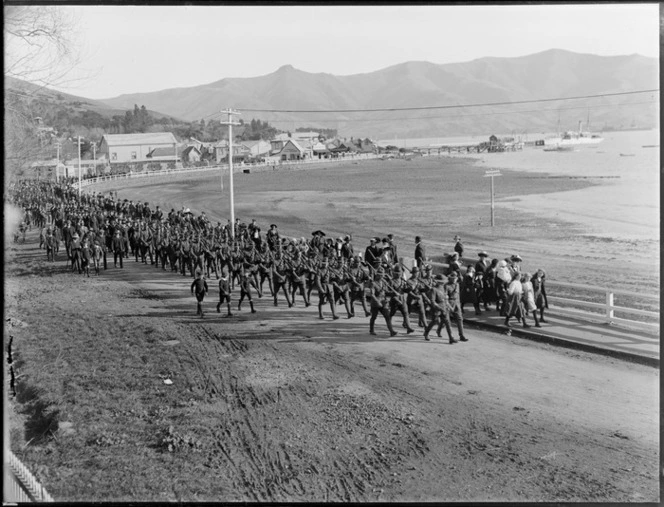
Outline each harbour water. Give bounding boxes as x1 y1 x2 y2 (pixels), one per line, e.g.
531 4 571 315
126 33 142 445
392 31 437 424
382 130 660 243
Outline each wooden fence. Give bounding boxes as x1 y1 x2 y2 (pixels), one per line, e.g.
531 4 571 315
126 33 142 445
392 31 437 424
5 450 54 502
428 261 659 335
77 153 380 189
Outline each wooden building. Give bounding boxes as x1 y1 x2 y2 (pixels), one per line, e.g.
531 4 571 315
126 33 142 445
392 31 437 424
99 132 178 164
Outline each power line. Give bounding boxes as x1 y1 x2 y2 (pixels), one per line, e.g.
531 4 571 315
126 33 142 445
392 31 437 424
257 99 658 124
240 89 658 114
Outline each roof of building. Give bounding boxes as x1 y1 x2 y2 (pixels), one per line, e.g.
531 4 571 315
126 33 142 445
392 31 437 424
102 132 177 147
182 145 202 156
282 139 305 153
147 147 177 158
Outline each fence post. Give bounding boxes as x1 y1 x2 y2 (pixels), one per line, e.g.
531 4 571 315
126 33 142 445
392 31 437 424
606 291 614 323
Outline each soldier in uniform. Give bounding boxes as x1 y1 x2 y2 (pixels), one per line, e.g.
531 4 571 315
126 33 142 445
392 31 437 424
348 256 370 318
404 266 429 328
423 274 456 343
216 268 233 317
288 250 311 307
444 272 468 341
190 269 209 318
266 224 280 252
45 228 56 262
139 222 154 264
70 232 82 273
315 258 339 320
367 267 397 337
111 229 125 268
388 267 415 334
237 266 258 314
271 255 293 307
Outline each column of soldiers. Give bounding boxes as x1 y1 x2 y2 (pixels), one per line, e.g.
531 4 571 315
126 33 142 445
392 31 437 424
8 180 547 336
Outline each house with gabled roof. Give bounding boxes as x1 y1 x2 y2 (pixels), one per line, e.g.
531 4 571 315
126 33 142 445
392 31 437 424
181 145 202 163
268 138 310 162
240 140 271 161
214 140 249 164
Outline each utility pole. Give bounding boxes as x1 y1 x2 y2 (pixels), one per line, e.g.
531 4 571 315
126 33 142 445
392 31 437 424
78 136 82 202
56 142 61 181
220 109 241 239
483 169 502 226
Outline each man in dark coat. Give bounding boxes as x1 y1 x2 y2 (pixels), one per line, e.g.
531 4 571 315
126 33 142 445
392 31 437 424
190 270 209 317
454 235 464 260
414 236 426 269
111 229 125 268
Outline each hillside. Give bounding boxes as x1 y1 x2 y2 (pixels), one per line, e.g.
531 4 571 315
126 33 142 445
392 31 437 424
99 49 658 138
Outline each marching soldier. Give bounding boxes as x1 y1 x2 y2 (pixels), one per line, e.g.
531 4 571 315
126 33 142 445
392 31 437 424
444 272 467 342
367 267 397 337
190 269 209 317
216 268 233 317
271 255 292 307
237 266 257 314
423 274 456 343
315 258 339 320
111 229 125 268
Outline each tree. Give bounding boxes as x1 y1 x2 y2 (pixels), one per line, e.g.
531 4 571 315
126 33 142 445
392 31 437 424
5 6 81 180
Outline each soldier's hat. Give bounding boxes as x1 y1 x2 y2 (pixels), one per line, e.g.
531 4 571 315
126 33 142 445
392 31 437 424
478 251 489 257
434 274 446 282
411 265 419 273
270 224 278 228
448 272 458 280
511 254 523 262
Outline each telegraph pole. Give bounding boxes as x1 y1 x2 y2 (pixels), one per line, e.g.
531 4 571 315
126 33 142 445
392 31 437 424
220 109 241 239
77 136 82 202
483 169 502 226
56 142 61 181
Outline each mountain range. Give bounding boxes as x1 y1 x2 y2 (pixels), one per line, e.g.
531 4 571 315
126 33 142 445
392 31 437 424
15 49 660 139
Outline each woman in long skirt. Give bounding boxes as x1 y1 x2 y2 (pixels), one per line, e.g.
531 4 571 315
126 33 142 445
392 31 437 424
521 273 538 327
504 271 526 328
531 269 549 324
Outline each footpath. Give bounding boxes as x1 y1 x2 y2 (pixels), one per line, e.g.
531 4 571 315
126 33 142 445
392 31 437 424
460 307 659 368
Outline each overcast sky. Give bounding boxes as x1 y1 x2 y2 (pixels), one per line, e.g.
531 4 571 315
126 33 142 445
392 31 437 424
36 4 661 99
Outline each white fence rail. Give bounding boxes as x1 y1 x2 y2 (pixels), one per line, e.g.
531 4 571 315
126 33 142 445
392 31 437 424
76 168 659 336
429 261 659 335
5 450 54 502
77 153 380 189
544 280 659 333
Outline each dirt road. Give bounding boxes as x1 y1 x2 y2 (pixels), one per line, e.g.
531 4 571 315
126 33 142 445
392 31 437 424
6 231 659 502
